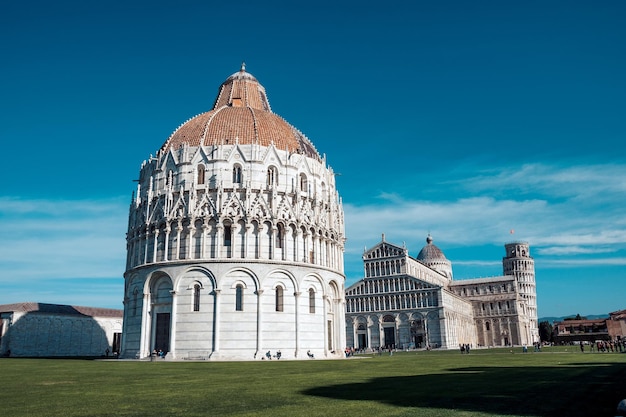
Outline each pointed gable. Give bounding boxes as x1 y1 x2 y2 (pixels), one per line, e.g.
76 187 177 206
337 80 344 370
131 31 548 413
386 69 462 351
276 195 297 222
227 144 248 164
249 194 271 220
261 143 283 166
363 240 407 261
221 194 245 219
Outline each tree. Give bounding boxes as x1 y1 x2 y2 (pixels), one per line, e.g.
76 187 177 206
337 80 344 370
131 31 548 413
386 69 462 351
539 321 553 343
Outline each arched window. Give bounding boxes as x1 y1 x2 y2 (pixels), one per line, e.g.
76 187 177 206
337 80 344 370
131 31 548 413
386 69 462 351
309 288 315 313
275 286 284 312
224 225 232 247
235 284 243 311
276 224 283 248
233 165 243 184
197 165 205 185
193 284 200 312
299 173 307 192
485 322 491 331
132 288 139 317
267 166 277 187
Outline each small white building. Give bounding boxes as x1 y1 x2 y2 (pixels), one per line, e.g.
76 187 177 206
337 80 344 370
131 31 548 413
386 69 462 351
121 65 346 360
0 302 123 357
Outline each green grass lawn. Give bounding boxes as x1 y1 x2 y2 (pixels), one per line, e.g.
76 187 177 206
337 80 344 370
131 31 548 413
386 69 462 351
1 346 625 417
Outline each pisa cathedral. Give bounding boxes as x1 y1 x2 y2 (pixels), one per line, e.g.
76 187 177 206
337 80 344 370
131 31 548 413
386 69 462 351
121 65 346 360
345 235 538 350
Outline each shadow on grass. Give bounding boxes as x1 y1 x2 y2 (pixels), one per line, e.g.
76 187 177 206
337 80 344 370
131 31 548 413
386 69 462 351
303 362 626 417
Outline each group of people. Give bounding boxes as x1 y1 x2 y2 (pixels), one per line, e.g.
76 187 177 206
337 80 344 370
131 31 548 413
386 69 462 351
373 345 396 356
582 339 625 353
256 349 314 359
150 349 166 360
264 350 281 360
459 344 471 354
344 347 357 357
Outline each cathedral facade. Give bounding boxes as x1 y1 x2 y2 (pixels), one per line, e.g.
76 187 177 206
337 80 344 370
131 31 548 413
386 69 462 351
121 65 346 360
345 235 538 350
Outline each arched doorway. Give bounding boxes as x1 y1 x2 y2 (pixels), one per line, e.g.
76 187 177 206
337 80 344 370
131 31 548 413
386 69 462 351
411 319 425 348
150 275 173 353
357 323 367 349
382 315 396 348
326 281 342 354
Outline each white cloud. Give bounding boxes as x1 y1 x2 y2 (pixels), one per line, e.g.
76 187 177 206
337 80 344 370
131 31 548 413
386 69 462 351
2 161 625 298
0 196 128 283
450 260 502 267
343 161 626 275
540 257 626 267
455 163 626 200
344 196 546 251
537 245 620 256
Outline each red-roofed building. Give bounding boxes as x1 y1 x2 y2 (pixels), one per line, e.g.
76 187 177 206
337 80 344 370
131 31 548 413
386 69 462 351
607 309 626 340
552 309 626 344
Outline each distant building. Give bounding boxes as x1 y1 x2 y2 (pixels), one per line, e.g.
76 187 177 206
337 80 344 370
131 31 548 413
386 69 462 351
0 302 122 357
345 235 538 350
552 318 609 343
553 309 626 344
607 309 626 340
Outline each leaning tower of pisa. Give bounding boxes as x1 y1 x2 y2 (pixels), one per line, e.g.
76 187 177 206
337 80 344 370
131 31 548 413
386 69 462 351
503 242 538 343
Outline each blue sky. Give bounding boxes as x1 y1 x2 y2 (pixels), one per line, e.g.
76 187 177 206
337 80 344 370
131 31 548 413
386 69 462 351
1 1 625 319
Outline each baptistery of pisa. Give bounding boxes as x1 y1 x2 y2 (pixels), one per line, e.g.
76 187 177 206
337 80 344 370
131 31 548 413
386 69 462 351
121 65 346 360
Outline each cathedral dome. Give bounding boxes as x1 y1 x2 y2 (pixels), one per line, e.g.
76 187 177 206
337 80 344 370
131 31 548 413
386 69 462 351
416 234 448 262
416 235 453 279
159 63 320 160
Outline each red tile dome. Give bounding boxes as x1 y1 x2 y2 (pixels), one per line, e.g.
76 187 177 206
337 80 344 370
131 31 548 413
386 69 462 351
160 64 320 160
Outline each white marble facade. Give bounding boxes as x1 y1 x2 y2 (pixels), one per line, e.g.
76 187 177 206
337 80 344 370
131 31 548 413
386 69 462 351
345 237 538 350
121 65 346 360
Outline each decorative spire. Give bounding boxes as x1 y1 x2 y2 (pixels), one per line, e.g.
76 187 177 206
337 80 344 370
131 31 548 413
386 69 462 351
240 61 246 72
